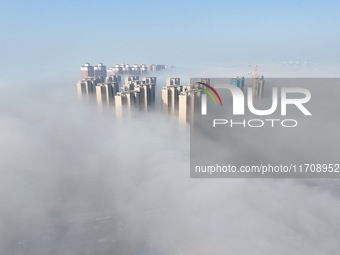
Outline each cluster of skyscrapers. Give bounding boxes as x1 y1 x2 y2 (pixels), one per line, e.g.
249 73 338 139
80 63 107 79
77 63 157 111
116 76 156 111
161 78 206 123
160 76 265 122
80 62 167 79
108 63 167 75
77 63 265 123
77 75 156 110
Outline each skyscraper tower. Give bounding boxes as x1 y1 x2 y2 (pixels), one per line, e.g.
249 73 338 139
95 81 120 107
166 78 180 87
162 79 182 114
143 77 156 104
105 75 121 85
76 77 100 96
179 89 202 123
123 76 139 91
94 63 107 78
95 83 114 107
115 91 139 110
143 77 156 85
253 76 264 99
80 63 94 79
231 77 245 91
134 82 156 110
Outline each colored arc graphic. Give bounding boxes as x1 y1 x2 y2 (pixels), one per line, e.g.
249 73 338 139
202 88 217 105
196 82 223 106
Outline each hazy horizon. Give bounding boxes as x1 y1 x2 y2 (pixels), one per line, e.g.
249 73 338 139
1 0 340 80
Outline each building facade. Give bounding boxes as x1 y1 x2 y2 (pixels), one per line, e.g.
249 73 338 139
179 88 202 123
230 77 245 91
94 63 107 78
253 76 264 99
80 63 94 79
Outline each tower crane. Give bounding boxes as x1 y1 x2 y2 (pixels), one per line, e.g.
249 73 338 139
248 64 293 99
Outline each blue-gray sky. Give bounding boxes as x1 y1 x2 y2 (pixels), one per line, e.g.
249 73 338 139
1 0 339 78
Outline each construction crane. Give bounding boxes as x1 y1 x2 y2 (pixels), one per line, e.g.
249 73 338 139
248 63 290 78
248 64 293 99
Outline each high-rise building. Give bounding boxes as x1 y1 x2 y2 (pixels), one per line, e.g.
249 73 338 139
95 83 115 107
105 75 121 85
143 76 156 84
123 76 139 91
77 71 156 112
115 65 123 75
231 77 245 91
121 77 156 110
106 63 165 75
76 77 100 96
107 67 115 76
142 77 156 104
115 91 140 110
179 89 202 123
157 64 166 70
148 64 157 72
162 78 181 113
253 76 264 99
140 64 147 74
124 76 139 85
80 63 94 79
166 78 180 87
148 64 165 72
134 82 156 110
162 83 182 114
123 64 132 74
94 63 107 77
131 64 140 75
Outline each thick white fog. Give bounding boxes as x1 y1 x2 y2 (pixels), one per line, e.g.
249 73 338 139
0 67 340 255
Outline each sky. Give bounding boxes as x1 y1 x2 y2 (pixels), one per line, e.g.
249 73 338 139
1 0 340 79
